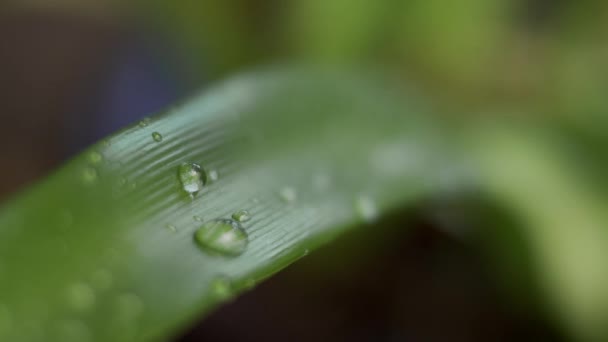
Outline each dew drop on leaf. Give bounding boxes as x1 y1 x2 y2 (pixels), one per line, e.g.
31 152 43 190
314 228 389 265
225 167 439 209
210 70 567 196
87 151 103 165
178 163 205 195
355 195 378 223
194 219 248 256
211 277 233 301
151 132 163 142
231 210 251 223
81 168 98 185
207 169 219 182
279 186 297 203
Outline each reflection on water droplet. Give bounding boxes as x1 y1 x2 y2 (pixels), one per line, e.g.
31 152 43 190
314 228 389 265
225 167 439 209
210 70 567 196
279 186 297 203
207 169 219 182
165 224 177 233
355 195 378 223
66 282 95 312
211 277 233 301
193 215 203 222
91 269 113 291
151 132 163 142
194 219 248 256
232 210 251 223
178 163 205 195
0 304 13 335
87 151 103 165
81 168 98 185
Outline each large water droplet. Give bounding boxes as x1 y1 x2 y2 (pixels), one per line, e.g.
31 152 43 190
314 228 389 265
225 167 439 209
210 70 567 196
66 282 95 312
355 195 378 223
151 132 163 142
194 219 248 256
279 186 297 203
178 163 205 195
232 210 251 223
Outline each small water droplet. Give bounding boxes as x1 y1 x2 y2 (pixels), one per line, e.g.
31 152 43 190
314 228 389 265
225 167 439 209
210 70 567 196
138 118 150 127
232 210 251 223
66 282 95 312
81 167 98 184
165 224 177 233
355 195 378 223
178 163 205 195
194 219 248 256
279 186 297 203
87 151 103 165
151 132 163 142
207 169 219 182
119 178 127 186
0 304 13 335
302 249 310 257
91 269 113 291
211 277 233 301
193 215 203 222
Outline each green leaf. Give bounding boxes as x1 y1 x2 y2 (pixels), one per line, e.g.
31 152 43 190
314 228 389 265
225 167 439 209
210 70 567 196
0 69 455 341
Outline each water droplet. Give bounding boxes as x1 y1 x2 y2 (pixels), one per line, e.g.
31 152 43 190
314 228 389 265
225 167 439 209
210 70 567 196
193 215 203 222
207 169 219 182
178 163 205 195
66 282 95 312
232 210 251 223
91 269 113 291
81 167 98 184
151 132 163 142
355 195 378 223
279 186 297 203
302 249 310 257
0 304 13 335
211 277 233 301
165 224 177 233
138 118 150 127
194 219 248 256
87 151 103 165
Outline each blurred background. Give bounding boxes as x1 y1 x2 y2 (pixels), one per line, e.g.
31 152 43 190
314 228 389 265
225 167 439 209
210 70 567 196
1 1 607 341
